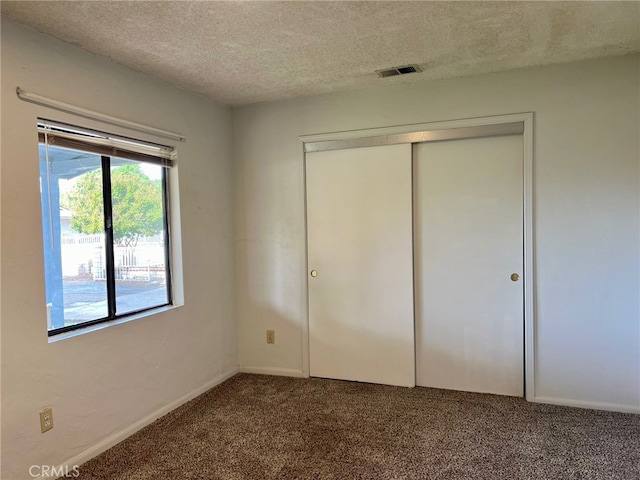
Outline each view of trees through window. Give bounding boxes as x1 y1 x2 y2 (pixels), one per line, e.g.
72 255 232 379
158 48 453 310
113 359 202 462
39 142 171 334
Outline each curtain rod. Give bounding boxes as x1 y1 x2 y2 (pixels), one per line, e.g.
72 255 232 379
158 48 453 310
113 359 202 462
16 87 186 142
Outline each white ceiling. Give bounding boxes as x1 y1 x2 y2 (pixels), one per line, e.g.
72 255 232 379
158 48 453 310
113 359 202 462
2 1 639 106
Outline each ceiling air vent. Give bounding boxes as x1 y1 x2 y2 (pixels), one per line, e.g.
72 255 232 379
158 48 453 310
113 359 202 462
376 64 422 78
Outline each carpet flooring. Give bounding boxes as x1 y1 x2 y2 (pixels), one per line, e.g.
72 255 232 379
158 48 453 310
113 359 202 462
74 374 640 480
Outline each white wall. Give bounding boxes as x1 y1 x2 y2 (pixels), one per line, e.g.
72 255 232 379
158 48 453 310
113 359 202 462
1 20 237 479
233 54 640 412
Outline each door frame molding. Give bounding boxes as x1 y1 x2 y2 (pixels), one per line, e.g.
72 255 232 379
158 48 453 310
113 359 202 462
300 112 535 401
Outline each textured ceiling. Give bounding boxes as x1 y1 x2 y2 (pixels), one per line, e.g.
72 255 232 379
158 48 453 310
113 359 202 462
2 1 639 106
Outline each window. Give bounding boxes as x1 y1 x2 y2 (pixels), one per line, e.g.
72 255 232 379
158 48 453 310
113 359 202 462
38 119 174 335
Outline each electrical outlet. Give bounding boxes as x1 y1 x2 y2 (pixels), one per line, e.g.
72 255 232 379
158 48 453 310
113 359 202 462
266 330 275 344
40 407 53 433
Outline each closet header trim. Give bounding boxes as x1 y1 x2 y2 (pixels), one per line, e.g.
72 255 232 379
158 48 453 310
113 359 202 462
304 122 524 153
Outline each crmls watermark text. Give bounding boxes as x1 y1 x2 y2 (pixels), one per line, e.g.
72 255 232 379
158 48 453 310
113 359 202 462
29 465 80 478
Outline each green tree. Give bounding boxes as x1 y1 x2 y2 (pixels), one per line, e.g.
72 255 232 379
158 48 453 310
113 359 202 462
66 164 163 246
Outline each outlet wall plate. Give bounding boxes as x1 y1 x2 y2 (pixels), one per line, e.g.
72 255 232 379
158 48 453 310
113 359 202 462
40 407 54 433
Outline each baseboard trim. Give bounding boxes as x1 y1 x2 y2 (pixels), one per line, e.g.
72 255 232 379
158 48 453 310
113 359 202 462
239 366 305 378
534 396 640 414
34 368 239 480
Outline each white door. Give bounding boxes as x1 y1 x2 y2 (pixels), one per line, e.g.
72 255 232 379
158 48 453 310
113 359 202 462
307 144 415 387
414 135 524 396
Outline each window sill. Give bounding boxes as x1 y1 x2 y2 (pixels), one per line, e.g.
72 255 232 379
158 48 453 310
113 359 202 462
48 304 182 343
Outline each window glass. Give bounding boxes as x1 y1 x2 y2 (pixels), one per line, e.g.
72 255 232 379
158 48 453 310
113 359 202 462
39 144 108 329
110 159 169 315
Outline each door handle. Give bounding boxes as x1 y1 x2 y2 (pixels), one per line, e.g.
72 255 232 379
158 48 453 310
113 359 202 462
510 273 519 282
310 270 318 278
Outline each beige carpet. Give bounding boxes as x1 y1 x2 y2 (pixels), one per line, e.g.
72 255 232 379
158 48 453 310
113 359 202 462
74 374 639 479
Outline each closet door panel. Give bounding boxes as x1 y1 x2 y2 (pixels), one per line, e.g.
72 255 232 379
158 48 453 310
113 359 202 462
307 144 414 387
414 135 524 396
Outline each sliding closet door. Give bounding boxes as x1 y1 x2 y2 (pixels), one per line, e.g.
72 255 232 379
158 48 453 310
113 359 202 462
307 144 414 387
414 135 524 396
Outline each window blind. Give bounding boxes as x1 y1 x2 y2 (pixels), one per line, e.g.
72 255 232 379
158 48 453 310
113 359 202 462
38 119 175 167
